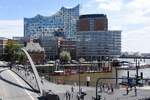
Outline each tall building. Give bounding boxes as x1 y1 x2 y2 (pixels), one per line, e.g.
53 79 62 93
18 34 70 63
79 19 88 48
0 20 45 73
76 14 121 61
58 38 76 60
77 14 108 31
24 5 79 39
39 34 58 60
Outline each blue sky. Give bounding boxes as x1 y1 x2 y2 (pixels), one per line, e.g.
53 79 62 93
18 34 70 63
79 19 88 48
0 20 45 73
0 0 150 53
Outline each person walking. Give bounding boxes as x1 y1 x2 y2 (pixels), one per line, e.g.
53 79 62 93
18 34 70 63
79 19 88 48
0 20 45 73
126 85 129 95
134 86 137 96
111 84 114 93
65 90 71 100
71 86 74 98
86 76 90 87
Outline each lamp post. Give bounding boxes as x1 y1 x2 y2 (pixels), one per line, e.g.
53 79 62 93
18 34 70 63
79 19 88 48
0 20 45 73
134 57 141 85
78 61 81 94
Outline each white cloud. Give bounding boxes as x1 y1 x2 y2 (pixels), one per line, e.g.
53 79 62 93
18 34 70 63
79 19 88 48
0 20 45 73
122 26 150 53
96 0 123 11
81 0 150 52
123 0 150 25
126 0 150 11
0 20 23 38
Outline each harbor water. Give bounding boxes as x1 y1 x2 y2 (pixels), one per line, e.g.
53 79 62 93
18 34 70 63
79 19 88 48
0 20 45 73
118 58 150 78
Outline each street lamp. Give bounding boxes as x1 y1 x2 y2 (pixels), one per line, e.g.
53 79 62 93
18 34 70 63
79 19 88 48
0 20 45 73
78 61 81 94
134 57 142 85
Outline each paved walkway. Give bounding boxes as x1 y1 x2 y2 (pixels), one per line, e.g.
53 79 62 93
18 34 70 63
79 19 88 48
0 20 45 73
42 79 150 100
0 67 39 100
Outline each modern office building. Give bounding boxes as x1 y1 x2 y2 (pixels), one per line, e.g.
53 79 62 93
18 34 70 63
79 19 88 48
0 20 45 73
39 34 58 60
24 5 79 39
76 14 121 61
58 38 76 60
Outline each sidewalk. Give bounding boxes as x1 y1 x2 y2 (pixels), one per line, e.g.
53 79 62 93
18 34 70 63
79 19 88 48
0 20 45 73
42 79 94 94
42 80 150 100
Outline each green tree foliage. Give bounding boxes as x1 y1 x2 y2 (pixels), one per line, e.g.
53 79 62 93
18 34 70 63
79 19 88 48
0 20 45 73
4 40 21 61
18 52 27 64
59 51 71 63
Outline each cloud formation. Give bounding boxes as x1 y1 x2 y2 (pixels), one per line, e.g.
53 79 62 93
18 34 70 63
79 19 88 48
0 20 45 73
81 0 150 52
0 0 150 52
0 20 23 38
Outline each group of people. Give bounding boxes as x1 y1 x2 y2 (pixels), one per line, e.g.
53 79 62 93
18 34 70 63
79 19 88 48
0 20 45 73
64 86 75 100
64 86 86 100
98 83 114 94
126 85 137 96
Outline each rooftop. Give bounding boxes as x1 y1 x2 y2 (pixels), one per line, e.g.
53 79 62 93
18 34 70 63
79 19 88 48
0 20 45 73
79 14 107 19
25 40 44 52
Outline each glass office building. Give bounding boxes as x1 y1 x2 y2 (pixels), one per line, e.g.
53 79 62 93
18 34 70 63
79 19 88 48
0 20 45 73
76 14 121 61
39 34 58 60
24 5 79 39
76 31 121 60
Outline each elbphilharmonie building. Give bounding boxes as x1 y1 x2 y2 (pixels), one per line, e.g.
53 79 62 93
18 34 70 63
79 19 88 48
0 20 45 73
24 5 79 39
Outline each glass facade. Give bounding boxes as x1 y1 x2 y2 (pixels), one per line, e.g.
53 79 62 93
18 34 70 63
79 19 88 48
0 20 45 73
24 5 79 39
39 34 58 60
76 31 121 60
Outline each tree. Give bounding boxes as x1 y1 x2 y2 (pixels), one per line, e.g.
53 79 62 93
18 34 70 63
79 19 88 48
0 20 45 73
18 52 27 65
4 40 21 62
59 51 71 63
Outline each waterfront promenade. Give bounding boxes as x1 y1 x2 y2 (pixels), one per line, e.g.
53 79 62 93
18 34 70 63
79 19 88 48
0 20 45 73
0 66 150 100
42 79 150 100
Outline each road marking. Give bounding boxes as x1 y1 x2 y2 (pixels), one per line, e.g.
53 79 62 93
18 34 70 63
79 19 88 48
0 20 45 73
9 70 35 100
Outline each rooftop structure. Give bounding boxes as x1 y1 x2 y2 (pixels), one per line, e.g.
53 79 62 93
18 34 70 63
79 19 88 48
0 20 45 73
25 40 44 52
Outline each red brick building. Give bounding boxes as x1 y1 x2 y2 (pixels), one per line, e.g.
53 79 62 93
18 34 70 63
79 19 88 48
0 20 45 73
77 14 108 31
25 40 45 64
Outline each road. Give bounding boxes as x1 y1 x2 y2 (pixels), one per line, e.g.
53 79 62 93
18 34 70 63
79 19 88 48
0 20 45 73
0 67 39 100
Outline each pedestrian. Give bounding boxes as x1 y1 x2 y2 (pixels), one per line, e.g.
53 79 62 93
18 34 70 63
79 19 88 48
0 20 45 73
128 79 132 91
86 76 90 87
71 86 74 92
99 84 102 93
134 86 137 96
65 91 70 100
107 84 110 93
77 92 80 100
102 83 105 92
111 84 114 93
68 91 71 100
126 85 129 95
71 86 74 98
